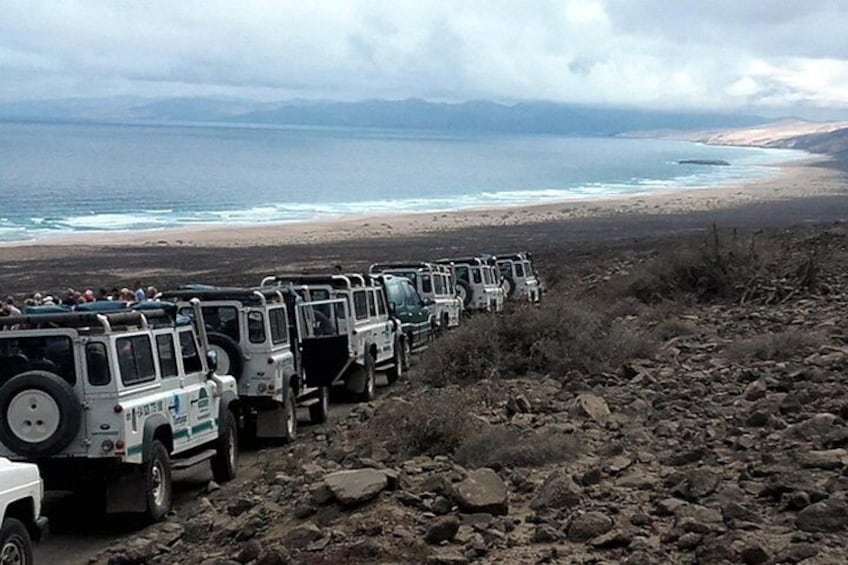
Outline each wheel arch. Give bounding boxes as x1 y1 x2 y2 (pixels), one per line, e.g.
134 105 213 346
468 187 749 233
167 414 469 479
142 414 173 460
217 390 240 434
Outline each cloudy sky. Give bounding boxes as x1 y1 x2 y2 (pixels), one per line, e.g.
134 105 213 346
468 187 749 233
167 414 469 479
1 0 847 115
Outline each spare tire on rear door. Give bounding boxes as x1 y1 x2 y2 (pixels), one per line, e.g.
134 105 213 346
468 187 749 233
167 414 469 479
455 280 473 308
0 370 81 458
207 332 243 381
502 276 516 298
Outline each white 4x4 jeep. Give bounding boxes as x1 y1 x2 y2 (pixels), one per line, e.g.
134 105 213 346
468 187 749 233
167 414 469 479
1 457 47 565
369 262 462 332
0 301 240 522
435 257 505 313
261 273 403 400
494 252 542 303
160 286 346 442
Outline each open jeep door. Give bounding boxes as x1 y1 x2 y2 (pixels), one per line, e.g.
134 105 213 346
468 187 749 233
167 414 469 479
296 298 354 388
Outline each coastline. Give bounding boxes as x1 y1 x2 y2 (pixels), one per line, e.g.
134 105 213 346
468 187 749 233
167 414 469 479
2 157 842 251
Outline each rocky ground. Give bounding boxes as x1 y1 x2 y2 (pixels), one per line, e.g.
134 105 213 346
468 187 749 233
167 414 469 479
88 226 848 565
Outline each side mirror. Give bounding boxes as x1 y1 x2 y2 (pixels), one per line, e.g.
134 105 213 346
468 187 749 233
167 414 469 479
206 349 219 374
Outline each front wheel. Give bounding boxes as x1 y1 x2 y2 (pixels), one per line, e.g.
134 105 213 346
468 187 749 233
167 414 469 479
386 342 405 385
309 387 330 424
211 410 238 482
0 518 33 565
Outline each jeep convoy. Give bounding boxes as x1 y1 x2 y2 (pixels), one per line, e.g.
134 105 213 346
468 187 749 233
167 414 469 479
0 250 540 547
1 457 47 565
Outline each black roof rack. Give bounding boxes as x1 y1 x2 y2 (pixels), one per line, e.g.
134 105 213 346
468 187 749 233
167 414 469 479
160 285 284 306
261 273 375 290
0 308 174 332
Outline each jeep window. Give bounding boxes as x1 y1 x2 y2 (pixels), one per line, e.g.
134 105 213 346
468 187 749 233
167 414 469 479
86 342 110 386
376 291 386 316
514 262 525 278
403 282 420 307
472 268 482 284
247 311 266 344
433 275 446 295
117 335 156 386
455 266 469 283
353 290 368 320
0 336 76 385
524 261 533 276
179 331 203 373
483 268 494 285
311 289 331 301
367 291 377 317
269 308 288 345
498 262 511 277
156 334 178 378
202 306 240 342
394 271 417 286
421 274 433 294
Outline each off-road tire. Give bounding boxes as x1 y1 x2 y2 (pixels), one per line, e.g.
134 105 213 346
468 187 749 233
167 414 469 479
357 355 377 402
0 370 81 458
282 390 297 443
144 440 173 522
0 518 33 565
211 410 239 482
207 333 243 381
502 276 516 298
455 280 473 307
385 341 405 385
309 386 330 424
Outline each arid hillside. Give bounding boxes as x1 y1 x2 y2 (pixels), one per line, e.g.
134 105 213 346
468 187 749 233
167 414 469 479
91 225 848 565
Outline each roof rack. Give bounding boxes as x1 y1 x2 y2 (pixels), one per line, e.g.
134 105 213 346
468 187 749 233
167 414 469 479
369 262 453 274
0 309 173 333
260 273 376 290
159 285 285 306
435 256 497 266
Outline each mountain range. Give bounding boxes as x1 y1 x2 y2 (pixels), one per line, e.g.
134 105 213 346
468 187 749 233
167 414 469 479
0 96 769 136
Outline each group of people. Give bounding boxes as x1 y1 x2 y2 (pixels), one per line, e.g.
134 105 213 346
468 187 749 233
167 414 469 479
0 281 158 317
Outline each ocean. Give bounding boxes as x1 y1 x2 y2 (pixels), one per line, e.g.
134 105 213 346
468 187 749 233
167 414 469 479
0 121 807 242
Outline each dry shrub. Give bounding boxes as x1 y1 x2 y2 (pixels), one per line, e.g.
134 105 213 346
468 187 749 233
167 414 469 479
419 295 657 387
653 318 700 341
724 330 828 362
455 427 582 469
366 388 481 459
612 228 821 305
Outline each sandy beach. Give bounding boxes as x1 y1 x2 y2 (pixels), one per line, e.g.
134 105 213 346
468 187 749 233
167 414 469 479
1 156 846 295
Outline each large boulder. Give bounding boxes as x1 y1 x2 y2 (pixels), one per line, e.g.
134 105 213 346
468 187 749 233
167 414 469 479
323 469 388 506
568 393 611 422
567 511 614 541
453 468 509 515
795 498 848 532
530 470 581 510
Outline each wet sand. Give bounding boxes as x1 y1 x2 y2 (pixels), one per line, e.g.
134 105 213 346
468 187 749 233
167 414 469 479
1 158 847 295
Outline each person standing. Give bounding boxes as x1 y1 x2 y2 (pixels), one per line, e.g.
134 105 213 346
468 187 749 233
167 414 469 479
134 281 146 302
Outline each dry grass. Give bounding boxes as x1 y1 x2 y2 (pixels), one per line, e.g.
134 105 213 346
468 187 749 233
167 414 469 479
724 330 828 362
455 427 582 469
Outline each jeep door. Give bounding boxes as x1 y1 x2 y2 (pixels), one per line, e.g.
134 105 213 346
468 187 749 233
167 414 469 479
153 331 191 451
399 280 431 347
297 298 352 387
177 329 218 447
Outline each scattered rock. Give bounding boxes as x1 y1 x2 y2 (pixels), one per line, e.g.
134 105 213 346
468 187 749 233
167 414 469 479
567 511 614 541
568 393 611 422
323 469 389 506
424 516 460 544
530 471 581 510
453 468 509 515
795 497 848 532
283 523 323 548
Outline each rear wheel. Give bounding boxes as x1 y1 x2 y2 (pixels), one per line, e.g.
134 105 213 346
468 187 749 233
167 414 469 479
0 518 32 565
282 390 297 443
386 342 405 385
211 410 238 482
309 386 330 424
144 441 172 522
357 356 376 402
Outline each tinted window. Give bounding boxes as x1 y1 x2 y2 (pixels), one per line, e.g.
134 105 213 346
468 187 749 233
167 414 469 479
353 291 368 320
455 266 469 283
179 331 203 373
86 342 110 386
514 262 525 277
472 268 482 284
376 291 386 315
0 336 76 385
421 274 432 293
269 308 288 345
202 306 240 342
498 263 511 277
156 334 178 378
404 282 420 307
247 311 266 344
368 291 377 317
117 335 156 386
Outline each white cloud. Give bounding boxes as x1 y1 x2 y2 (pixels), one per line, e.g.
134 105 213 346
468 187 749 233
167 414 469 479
0 0 846 113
